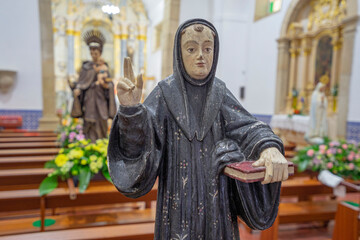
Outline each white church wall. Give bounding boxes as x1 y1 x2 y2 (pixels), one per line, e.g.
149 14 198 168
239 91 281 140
243 0 292 115
179 0 213 23
179 0 252 106
212 0 252 107
143 0 164 83
348 19 360 122
0 0 42 111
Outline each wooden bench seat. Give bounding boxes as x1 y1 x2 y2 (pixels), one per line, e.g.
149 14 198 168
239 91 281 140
0 148 59 157
0 132 57 138
0 142 60 150
277 200 338 223
280 178 333 201
43 181 157 210
0 188 42 212
0 156 54 170
40 182 157 231
0 208 156 236
0 137 58 143
0 222 155 240
0 130 55 133
0 168 53 186
0 180 158 232
260 200 338 240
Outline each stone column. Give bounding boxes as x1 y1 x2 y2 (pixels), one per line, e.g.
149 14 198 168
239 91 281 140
286 39 300 112
66 20 75 76
38 0 59 131
304 38 319 113
73 30 81 75
161 0 180 79
274 38 290 114
138 25 147 74
301 37 312 92
328 28 343 113
119 25 128 75
113 34 121 78
300 37 312 113
337 16 358 138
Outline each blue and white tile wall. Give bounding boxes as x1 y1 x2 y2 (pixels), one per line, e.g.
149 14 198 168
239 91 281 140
346 121 360 142
0 110 42 130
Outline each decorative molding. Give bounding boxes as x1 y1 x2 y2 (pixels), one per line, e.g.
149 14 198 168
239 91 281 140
0 70 17 94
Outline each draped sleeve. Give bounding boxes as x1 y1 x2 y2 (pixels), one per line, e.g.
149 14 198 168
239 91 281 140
221 89 284 230
107 86 166 198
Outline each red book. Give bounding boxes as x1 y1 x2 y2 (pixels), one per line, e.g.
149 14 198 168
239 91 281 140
223 161 294 183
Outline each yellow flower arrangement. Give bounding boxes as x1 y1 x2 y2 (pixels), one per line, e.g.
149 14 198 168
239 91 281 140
40 137 112 196
55 154 69 167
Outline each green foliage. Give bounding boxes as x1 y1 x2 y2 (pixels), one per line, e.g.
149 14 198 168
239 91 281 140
39 175 58 196
39 136 112 195
79 167 91 193
292 138 360 180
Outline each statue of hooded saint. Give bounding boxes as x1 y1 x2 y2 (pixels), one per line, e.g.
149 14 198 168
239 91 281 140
108 19 288 239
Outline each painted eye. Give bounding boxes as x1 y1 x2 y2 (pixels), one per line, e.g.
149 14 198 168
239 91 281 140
205 48 212 53
187 48 194 53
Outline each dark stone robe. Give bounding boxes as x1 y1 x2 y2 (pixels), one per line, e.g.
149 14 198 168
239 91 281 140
108 19 283 240
71 61 116 142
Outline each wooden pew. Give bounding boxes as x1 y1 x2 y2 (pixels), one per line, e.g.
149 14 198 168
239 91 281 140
39 181 158 231
259 179 359 240
0 208 156 236
0 137 58 143
0 179 157 233
332 201 360 240
0 222 155 240
239 178 334 234
0 148 59 157
280 178 333 201
0 168 53 186
0 142 60 150
0 132 57 138
0 155 55 170
260 200 338 240
0 130 55 133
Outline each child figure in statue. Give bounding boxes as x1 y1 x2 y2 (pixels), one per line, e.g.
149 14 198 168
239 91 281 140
70 30 116 142
108 19 288 239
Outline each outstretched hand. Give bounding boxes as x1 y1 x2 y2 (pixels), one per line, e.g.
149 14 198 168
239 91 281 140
117 57 143 106
252 147 288 184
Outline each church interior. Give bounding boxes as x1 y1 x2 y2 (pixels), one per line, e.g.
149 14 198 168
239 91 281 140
0 0 359 239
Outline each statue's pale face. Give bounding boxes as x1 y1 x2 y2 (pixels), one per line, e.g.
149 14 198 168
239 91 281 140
90 47 101 62
181 24 214 80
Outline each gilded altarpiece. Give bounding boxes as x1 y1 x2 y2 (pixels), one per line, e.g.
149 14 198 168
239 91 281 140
283 0 346 115
51 0 149 112
273 0 356 141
